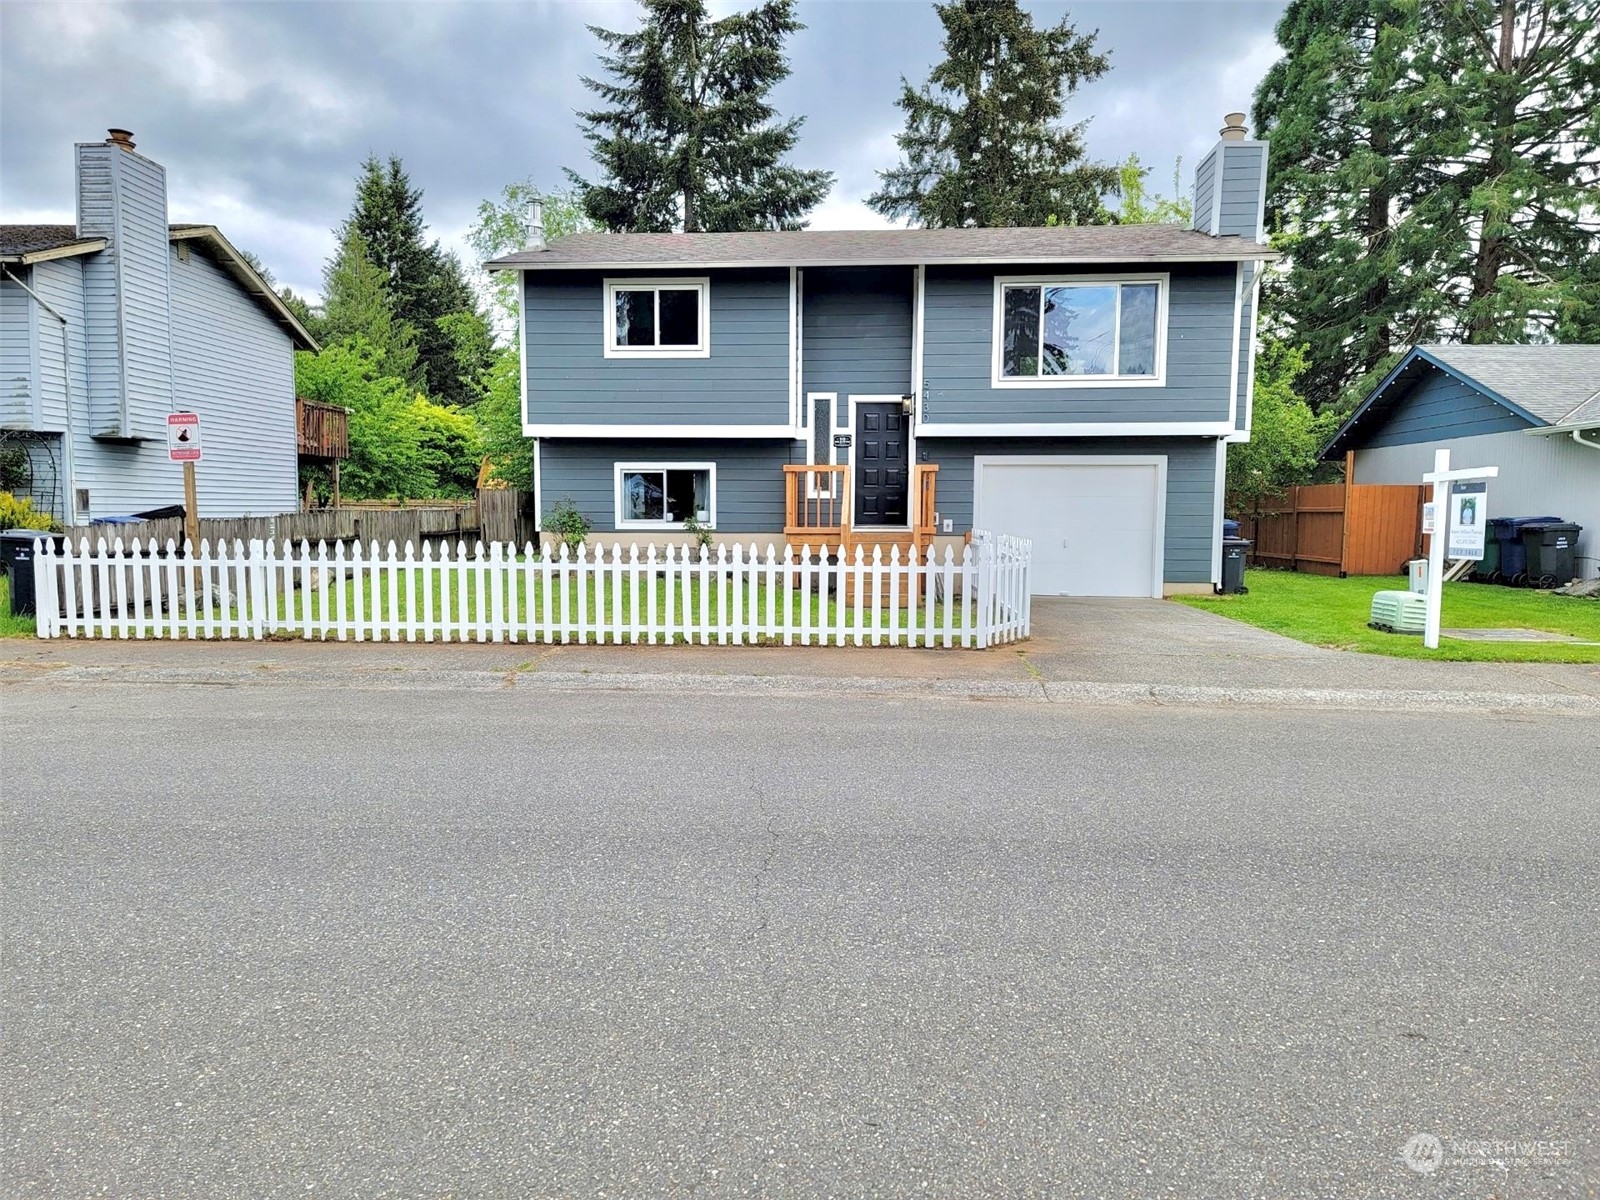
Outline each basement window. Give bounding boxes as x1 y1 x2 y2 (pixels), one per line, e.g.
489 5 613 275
614 463 715 528
603 278 710 358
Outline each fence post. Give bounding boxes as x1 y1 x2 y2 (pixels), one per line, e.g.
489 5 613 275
249 538 267 639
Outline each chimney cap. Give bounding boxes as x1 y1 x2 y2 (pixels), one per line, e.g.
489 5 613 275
106 128 136 151
1219 113 1248 141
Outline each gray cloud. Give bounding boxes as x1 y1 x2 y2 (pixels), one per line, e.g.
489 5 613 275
1 0 1286 300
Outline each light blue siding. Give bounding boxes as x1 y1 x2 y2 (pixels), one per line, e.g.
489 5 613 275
1216 144 1266 240
33 257 86 433
921 264 1237 424
921 436 1220 582
167 244 299 514
801 266 913 407
539 438 801 533
524 269 791 427
1192 150 1218 235
0 275 32 426
76 142 175 438
1365 369 1533 448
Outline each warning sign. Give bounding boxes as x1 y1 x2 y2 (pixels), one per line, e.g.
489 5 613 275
167 412 202 462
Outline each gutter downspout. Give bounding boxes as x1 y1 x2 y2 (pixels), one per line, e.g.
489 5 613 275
2 265 77 524
1570 428 1600 452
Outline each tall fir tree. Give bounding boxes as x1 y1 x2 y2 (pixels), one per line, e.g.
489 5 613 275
868 0 1116 228
319 226 419 383
345 155 489 406
1253 0 1450 413
568 0 833 232
1255 0 1600 412
1416 0 1600 343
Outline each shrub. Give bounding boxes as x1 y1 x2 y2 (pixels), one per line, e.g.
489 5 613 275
543 497 589 556
0 492 61 533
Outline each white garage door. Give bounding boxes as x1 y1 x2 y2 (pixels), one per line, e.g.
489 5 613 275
975 458 1165 597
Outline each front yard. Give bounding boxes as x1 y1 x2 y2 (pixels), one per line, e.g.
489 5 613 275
1176 569 1600 663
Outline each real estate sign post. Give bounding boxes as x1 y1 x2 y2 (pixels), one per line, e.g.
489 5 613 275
167 412 203 553
1421 450 1498 649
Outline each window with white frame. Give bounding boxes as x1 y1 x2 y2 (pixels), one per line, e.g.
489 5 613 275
615 464 715 527
604 278 710 357
994 276 1165 384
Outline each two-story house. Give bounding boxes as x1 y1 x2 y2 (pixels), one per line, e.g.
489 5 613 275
490 114 1272 598
1 130 318 524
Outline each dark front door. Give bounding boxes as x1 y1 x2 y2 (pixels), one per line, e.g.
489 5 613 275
853 402 909 526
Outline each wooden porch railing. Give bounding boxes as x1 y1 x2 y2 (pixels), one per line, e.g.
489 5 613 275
912 463 939 538
296 397 350 460
784 464 849 538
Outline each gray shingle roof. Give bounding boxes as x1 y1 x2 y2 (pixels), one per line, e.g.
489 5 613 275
0 223 105 259
487 225 1277 270
1422 344 1600 426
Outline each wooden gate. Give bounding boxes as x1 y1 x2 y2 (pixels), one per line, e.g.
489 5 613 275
1238 463 1426 577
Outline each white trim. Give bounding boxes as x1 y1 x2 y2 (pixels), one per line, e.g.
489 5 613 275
1227 261 1244 432
602 276 710 358
532 437 543 525
613 460 718 529
1242 264 1263 436
1209 147 1225 238
1211 437 1227 587
0 239 107 266
25 269 41 428
524 423 801 439
494 252 1276 272
911 264 925 423
916 420 1237 438
989 273 1169 388
805 391 839 495
846 393 915 530
518 268 530 430
788 267 799 427
973 454 1168 599
1254 148 1270 244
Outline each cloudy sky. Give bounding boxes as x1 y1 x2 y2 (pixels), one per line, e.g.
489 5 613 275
1 0 1287 302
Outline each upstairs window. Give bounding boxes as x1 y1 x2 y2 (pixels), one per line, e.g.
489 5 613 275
604 278 710 358
994 276 1166 386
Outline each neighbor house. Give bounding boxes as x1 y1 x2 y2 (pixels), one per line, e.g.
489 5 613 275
1322 344 1600 580
489 114 1273 598
1 129 318 525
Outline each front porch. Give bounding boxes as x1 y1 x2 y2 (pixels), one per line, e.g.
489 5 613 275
783 463 940 603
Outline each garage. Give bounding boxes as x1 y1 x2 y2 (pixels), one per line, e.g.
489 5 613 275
973 456 1166 597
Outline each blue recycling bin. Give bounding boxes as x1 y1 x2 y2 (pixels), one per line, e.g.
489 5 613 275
1490 516 1561 582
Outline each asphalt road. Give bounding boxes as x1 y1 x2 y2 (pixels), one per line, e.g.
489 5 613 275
2 678 1596 1199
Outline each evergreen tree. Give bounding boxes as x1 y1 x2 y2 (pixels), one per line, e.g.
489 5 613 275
567 0 833 232
319 227 419 384
869 0 1116 228
1253 0 1449 412
345 155 489 406
1417 0 1600 343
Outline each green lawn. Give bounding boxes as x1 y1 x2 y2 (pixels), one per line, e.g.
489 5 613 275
0 575 36 638
1175 569 1600 662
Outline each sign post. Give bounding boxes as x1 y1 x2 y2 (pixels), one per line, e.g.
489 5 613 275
1420 449 1497 649
167 412 203 552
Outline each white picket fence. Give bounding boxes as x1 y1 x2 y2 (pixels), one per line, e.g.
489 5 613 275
30 533 1031 649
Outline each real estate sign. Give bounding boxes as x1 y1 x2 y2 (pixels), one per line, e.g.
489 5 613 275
166 412 202 462
1448 481 1488 560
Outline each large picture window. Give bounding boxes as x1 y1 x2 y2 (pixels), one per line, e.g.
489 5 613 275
614 463 716 528
603 278 710 358
993 276 1166 386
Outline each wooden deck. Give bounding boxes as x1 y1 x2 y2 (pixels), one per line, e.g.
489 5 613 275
782 463 941 603
296 398 350 460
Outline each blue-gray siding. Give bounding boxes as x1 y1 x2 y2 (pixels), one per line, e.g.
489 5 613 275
801 265 913 415
1235 262 1254 431
921 436 1220 582
921 264 1237 423
1192 150 1218 235
524 269 791 427
1363 369 1533 448
0 275 32 427
539 438 802 532
1216 144 1266 240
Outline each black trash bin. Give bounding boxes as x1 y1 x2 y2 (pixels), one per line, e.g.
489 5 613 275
1519 522 1582 588
1491 516 1561 583
1218 537 1252 594
1 528 63 617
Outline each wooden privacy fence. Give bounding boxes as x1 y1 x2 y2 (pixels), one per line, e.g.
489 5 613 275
1238 481 1426 577
30 532 1032 649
